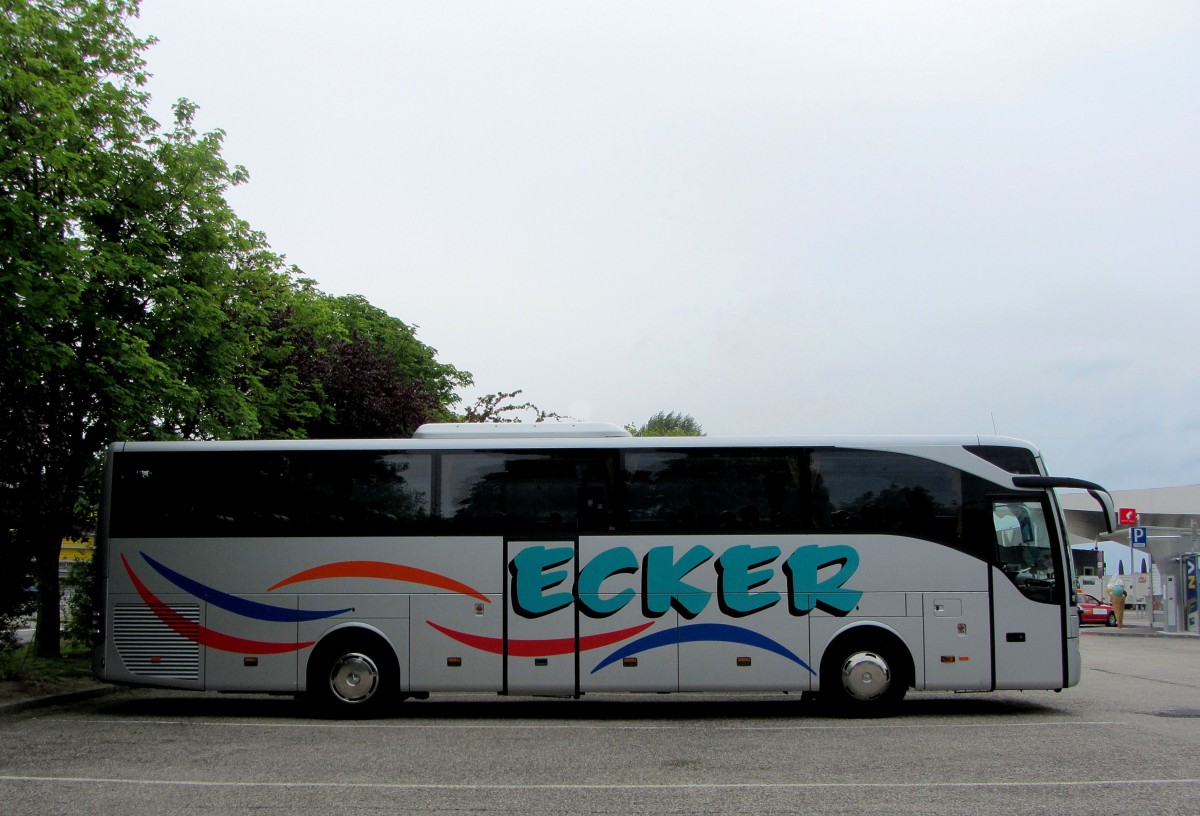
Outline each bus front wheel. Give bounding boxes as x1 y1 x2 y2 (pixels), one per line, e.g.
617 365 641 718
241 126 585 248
820 633 909 716
307 632 399 717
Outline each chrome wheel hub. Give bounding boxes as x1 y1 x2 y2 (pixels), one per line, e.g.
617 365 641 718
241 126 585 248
329 653 380 703
841 650 892 701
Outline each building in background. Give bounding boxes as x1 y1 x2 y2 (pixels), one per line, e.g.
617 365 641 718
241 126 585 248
1061 486 1200 633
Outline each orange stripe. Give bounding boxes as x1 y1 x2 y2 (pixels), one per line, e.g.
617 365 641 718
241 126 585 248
267 560 490 603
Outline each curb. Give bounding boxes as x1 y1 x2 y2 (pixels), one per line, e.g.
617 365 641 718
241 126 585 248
0 685 118 716
1081 626 1199 638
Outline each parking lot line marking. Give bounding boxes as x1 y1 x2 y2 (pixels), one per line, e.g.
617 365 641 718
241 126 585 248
2 775 1198 791
66 718 1123 731
70 715 1118 729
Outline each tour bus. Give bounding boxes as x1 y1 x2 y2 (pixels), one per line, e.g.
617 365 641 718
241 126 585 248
93 424 1116 716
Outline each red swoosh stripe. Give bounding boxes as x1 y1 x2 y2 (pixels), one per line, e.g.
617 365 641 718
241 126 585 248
267 561 490 603
121 555 313 655
426 620 654 657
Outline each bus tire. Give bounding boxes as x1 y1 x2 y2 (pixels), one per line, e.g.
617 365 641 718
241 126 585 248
306 630 399 717
820 630 910 717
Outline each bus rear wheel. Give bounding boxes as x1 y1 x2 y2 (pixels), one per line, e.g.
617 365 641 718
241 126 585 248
307 632 399 717
820 633 909 716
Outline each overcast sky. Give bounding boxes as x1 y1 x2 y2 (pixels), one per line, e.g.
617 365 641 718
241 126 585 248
130 1 1199 491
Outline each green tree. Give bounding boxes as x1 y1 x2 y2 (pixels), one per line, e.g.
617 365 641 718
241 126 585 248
245 277 341 439
2 0 159 656
0 0 274 655
0 1 475 653
298 293 471 438
248 288 471 439
625 411 705 437
136 98 297 441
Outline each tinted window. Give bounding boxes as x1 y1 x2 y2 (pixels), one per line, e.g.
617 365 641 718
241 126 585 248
110 451 433 538
622 449 814 532
110 445 1008 561
964 445 1040 475
813 450 959 538
439 451 612 534
810 449 995 559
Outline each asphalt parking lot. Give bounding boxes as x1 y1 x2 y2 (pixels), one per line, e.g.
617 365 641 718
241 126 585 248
1 628 1197 816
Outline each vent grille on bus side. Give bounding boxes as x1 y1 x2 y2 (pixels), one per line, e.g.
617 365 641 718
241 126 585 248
113 603 201 681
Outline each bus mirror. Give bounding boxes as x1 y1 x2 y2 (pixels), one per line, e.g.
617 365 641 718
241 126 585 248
1088 489 1116 534
1010 476 1116 537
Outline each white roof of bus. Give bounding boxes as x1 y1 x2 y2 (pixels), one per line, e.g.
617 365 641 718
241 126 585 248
112 429 1038 455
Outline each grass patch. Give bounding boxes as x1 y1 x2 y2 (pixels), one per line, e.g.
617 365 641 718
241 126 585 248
0 642 93 685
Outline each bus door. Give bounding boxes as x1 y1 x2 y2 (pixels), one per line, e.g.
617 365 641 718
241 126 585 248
505 540 578 696
990 497 1067 689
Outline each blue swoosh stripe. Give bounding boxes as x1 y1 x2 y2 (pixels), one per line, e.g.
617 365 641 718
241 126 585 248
140 553 352 623
591 622 815 675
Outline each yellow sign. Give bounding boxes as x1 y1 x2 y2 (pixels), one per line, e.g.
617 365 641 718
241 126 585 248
59 537 94 561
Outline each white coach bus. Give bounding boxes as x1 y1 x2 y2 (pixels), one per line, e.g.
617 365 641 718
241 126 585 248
93 424 1116 715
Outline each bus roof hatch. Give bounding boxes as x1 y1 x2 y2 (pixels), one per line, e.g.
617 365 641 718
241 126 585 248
413 422 632 439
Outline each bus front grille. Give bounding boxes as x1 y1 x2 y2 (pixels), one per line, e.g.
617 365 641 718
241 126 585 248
113 603 201 681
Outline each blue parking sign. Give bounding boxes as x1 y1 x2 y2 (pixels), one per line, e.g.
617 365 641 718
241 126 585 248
1131 527 1148 547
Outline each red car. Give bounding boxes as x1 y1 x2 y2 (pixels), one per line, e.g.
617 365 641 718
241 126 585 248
1076 593 1117 626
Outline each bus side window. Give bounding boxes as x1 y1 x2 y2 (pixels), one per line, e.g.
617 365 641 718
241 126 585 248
621 449 812 533
812 450 961 544
993 500 1056 603
439 451 611 535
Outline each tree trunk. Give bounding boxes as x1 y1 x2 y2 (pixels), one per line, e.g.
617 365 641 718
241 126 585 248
33 529 63 658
